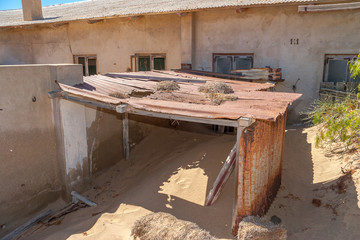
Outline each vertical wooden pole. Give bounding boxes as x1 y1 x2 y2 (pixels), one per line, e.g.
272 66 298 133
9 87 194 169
232 126 244 235
123 112 129 160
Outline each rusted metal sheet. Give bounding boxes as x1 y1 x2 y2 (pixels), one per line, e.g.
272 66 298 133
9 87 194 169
57 71 301 122
232 113 287 235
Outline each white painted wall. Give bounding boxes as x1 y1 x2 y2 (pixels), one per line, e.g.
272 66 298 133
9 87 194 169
60 99 88 178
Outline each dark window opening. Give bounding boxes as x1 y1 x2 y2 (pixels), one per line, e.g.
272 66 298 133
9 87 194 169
131 54 166 72
324 55 360 83
213 54 253 74
154 57 165 70
74 55 97 76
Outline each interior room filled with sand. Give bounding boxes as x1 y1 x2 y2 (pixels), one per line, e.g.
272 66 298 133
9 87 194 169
16 122 360 240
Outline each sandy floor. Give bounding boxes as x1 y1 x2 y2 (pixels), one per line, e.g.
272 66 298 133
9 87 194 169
20 125 360 240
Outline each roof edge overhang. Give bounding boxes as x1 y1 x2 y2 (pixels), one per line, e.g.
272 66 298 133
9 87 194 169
0 0 345 30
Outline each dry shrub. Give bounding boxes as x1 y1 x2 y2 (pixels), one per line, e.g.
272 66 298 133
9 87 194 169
199 82 236 105
198 82 234 94
207 92 238 105
109 92 129 99
131 212 217 240
237 216 287 240
156 81 180 91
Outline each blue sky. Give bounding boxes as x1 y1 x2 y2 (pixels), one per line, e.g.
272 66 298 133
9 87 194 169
0 0 87 10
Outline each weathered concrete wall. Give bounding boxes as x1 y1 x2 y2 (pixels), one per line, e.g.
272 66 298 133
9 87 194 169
193 6 360 121
0 65 66 226
0 14 182 72
0 63 169 233
1 5 358 121
85 107 170 175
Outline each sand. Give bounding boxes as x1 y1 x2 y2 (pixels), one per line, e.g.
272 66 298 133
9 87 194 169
19 124 360 240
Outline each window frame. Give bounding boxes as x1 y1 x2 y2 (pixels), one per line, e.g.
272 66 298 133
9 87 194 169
323 54 358 83
73 54 97 76
130 53 166 72
212 53 254 73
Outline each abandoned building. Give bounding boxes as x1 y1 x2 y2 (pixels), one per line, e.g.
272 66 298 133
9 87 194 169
0 0 359 238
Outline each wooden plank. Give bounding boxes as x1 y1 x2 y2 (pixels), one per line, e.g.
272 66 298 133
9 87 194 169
122 112 130 160
299 2 360 12
71 191 97 207
1 210 52 240
120 107 252 127
48 90 63 99
62 94 116 110
232 126 245 235
205 143 237 206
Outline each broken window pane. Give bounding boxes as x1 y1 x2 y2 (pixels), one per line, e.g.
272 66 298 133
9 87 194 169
234 56 252 70
214 56 232 74
326 59 348 83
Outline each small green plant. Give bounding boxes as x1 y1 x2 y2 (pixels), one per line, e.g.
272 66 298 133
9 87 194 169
309 96 360 148
309 52 360 150
349 52 360 100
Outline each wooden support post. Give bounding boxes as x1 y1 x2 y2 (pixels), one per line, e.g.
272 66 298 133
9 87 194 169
1 210 52 240
232 126 245 235
205 143 237 206
71 191 97 207
122 112 129 160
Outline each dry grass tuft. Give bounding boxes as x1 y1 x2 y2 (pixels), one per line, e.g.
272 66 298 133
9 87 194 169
199 82 237 105
131 212 217 240
156 81 180 91
198 82 234 94
109 92 129 99
237 216 287 240
207 92 238 105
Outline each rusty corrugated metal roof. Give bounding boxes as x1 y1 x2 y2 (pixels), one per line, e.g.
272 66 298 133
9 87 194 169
57 70 301 121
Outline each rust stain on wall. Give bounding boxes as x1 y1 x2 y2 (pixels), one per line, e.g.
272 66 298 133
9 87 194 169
233 113 287 235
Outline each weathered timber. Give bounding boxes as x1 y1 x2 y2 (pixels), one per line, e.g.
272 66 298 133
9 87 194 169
71 191 97 207
62 94 116 110
206 143 238 206
117 106 253 128
1 210 52 240
122 112 130 160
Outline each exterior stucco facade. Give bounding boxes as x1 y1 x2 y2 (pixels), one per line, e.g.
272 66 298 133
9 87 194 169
1 6 359 120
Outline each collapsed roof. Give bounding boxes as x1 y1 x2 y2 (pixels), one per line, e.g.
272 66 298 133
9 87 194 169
57 70 301 122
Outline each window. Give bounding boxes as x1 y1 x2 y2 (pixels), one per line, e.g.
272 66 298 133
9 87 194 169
131 54 166 72
213 54 253 74
74 55 97 76
324 54 360 83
